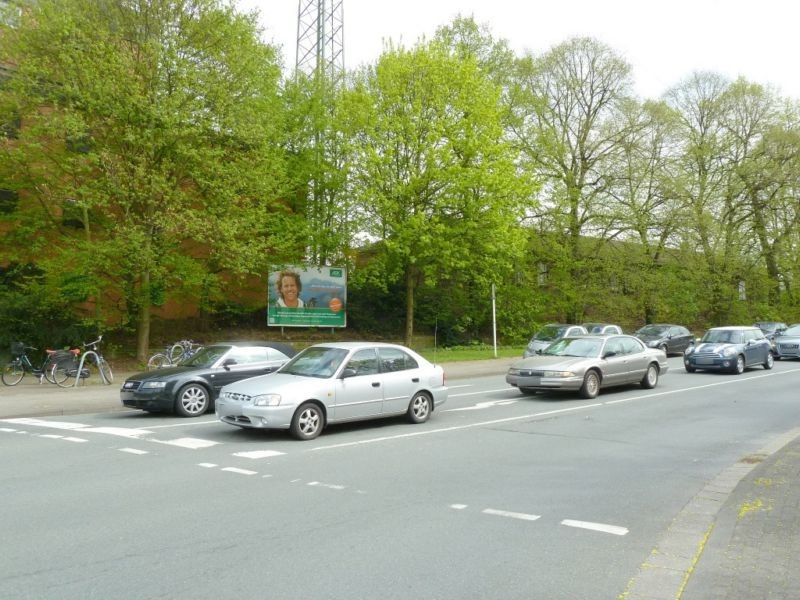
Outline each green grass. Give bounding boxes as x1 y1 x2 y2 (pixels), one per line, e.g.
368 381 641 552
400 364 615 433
417 345 525 363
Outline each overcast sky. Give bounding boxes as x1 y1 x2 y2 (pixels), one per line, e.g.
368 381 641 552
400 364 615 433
237 0 800 101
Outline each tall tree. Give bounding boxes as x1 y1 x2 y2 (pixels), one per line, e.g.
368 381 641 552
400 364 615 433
509 37 637 321
347 38 533 345
0 0 298 360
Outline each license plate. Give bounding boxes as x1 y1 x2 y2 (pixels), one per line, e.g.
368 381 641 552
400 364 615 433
782 344 799 349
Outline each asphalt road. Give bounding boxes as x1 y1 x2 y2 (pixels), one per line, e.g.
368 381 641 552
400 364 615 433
2 356 800 599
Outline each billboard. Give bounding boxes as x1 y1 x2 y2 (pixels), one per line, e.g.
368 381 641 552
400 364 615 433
267 266 347 327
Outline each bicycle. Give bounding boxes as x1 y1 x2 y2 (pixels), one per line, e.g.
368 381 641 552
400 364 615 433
146 339 201 370
1 342 80 386
54 335 114 387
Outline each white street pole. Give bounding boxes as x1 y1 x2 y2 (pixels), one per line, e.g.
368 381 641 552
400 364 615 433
491 283 497 358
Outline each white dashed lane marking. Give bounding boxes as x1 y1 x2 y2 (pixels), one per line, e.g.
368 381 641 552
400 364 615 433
221 467 257 475
118 448 148 455
233 450 285 459
561 519 629 536
482 508 541 521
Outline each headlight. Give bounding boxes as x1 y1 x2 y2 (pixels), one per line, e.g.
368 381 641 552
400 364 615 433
541 370 574 378
648 341 659 347
142 381 167 389
721 346 737 357
684 346 694 355
253 394 281 407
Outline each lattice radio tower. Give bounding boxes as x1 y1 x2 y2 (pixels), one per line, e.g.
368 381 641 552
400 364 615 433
295 0 344 82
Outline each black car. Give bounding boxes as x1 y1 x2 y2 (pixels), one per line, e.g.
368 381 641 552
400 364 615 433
634 324 694 355
120 341 296 417
753 321 788 349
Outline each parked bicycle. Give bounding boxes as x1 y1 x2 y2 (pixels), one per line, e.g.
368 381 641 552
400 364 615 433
54 335 113 387
2 342 80 386
146 339 201 370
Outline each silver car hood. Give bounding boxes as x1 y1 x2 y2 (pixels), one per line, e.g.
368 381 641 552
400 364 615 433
221 372 325 395
511 355 596 370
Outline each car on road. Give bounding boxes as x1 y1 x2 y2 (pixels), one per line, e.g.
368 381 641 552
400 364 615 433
773 325 800 360
683 326 772 374
506 334 669 399
634 324 694 355
215 342 448 440
753 320 789 352
523 324 588 357
120 341 296 417
581 323 623 335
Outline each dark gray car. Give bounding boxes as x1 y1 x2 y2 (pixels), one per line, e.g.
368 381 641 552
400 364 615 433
683 326 772 374
634 324 694 355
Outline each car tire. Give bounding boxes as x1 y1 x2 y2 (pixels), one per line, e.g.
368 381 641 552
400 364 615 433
579 370 600 399
685 365 696 373
733 355 745 375
175 383 210 417
641 363 659 389
764 352 774 370
519 387 538 395
407 392 432 424
291 402 324 440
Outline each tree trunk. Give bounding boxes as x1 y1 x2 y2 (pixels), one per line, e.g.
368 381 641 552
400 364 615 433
136 269 151 364
404 267 416 347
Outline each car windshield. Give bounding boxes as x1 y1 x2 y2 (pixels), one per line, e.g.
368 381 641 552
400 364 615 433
534 325 566 342
702 330 744 344
542 338 602 358
637 325 668 336
782 326 800 336
279 346 349 378
755 322 780 332
181 345 231 368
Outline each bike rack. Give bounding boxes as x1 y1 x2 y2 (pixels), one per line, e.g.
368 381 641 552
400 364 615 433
72 350 99 387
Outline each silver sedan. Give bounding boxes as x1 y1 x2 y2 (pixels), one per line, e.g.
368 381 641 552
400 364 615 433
774 325 800 360
506 335 669 399
216 342 448 440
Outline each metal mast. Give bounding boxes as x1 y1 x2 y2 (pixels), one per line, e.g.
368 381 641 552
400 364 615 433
295 0 344 82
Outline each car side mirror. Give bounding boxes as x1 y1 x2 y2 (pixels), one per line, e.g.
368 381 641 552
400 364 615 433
603 351 617 359
340 367 357 379
222 358 237 370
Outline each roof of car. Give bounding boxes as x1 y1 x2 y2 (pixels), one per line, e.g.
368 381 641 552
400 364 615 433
211 341 297 357
309 341 412 350
707 326 759 331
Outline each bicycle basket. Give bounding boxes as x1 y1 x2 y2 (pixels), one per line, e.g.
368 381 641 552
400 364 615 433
10 342 25 356
53 350 78 367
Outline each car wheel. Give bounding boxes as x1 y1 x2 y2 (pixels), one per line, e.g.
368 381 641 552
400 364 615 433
407 392 432 423
175 383 210 417
764 352 774 370
733 355 745 375
685 365 696 373
519 387 538 395
291 402 324 440
579 370 600 399
641 363 659 389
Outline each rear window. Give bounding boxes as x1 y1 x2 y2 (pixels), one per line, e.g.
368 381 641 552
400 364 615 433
535 326 567 341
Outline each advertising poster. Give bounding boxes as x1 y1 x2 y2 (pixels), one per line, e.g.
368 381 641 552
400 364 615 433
267 266 347 327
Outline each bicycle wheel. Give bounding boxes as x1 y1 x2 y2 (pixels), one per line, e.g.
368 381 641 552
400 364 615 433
2 361 25 386
49 363 70 386
42 356 57 384
98 358 113 385
147 353 170 370
54 363 79 388
168 343 185 363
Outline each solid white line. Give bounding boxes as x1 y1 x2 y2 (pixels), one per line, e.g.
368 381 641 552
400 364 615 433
146 420 218 429
155 437 218 449
483 508 541 521
119 448 148 455
450 387 514 398
221 467 257 475
561 519 628 536
233 450 285 459
310 403 603 451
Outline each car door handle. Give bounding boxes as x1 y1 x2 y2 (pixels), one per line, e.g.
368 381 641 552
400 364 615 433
411 377 419 382
372 382 380 387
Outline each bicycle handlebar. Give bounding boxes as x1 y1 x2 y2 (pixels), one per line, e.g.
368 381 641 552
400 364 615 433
84 335 103 348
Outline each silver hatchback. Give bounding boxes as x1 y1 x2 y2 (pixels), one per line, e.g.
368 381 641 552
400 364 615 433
216 342 448 440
